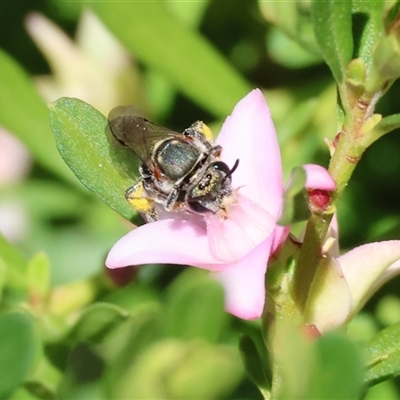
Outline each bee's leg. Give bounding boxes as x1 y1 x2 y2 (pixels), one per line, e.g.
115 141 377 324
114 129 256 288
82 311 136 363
209 145 222 158
125 180 158 222
164 188 180 212
184 121 214 144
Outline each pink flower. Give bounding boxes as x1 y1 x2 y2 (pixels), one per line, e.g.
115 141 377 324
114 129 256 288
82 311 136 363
106 89 335 319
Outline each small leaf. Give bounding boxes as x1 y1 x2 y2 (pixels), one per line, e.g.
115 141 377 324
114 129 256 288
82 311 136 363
239 335 270 396
0 310 41 398
275 324 364 399
114 339 242 400
272 318 316 399
367 34 400 91
352 0 385 68
0 257 6 301
384 0 400 34
311 0 353 82
278 166 310 225
347 58 366 84
91 2 250 118
50 97 137 221
0 233 27 291
259 1 321 57
27 252 51 302
67 303 129 345
103 313 161 394
267 28 323 69
365 321 400 386
371 113 400 138
362 112 400 148
360 113 382 136
163 269 228 343
306 332 364 399
376 295 400 327
23 357 61 400
167 0 210 27
57 343 105 399
0 49 77 185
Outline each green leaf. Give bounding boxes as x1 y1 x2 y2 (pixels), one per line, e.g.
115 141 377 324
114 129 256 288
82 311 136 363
114 339 242 400
239 335 270 397
90 2 250 118
259 1 321 57
103 278 160 313
384 0 400 34
275 324 364 399
0 310 41 398
67 303 129 345
363 2 400 92
368 35 400 89
374 112 400 134
27 252 51 302
365 380 399 400
267 28 323 69
278 166 310 226
346 58 367 94
23 357 61 400
0 49 77 185
376 295 400 328
0 257 6 301
0 234 27 291
364 112 400 147
364 321 400 386
311 0 353 82
163 269 228 343
166 0 210 27
50 97 137 221
8 387 39 400
306 332 364 399
103 312 161 394
352 0 385 68
57 343 105 399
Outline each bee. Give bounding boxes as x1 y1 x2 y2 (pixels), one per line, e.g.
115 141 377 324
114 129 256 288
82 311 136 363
108 106 239 222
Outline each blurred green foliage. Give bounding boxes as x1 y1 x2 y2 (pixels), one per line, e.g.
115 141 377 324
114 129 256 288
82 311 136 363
1 0 400 398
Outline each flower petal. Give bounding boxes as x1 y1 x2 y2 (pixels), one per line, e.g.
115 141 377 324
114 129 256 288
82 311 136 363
327 214 339 258
205 195 275 262
216 89 283 219
271 224 290 254
211 239 272 319
338 240 400 316
303 164 336 191
369 259 400 296
304 254 351 332
0 127 31 185
106 219 225 270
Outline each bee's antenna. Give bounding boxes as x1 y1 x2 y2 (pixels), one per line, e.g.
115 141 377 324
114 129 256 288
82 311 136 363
223 159 240 182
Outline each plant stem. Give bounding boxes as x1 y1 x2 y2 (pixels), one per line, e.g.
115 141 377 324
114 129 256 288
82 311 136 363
293 89 376 309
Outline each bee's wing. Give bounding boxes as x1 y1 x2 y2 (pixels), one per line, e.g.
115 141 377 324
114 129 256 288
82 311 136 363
108 106 180 167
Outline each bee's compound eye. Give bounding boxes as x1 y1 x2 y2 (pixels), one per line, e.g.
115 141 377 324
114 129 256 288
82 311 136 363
211 161 231 175
188 201 209 214
212 159 239 183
